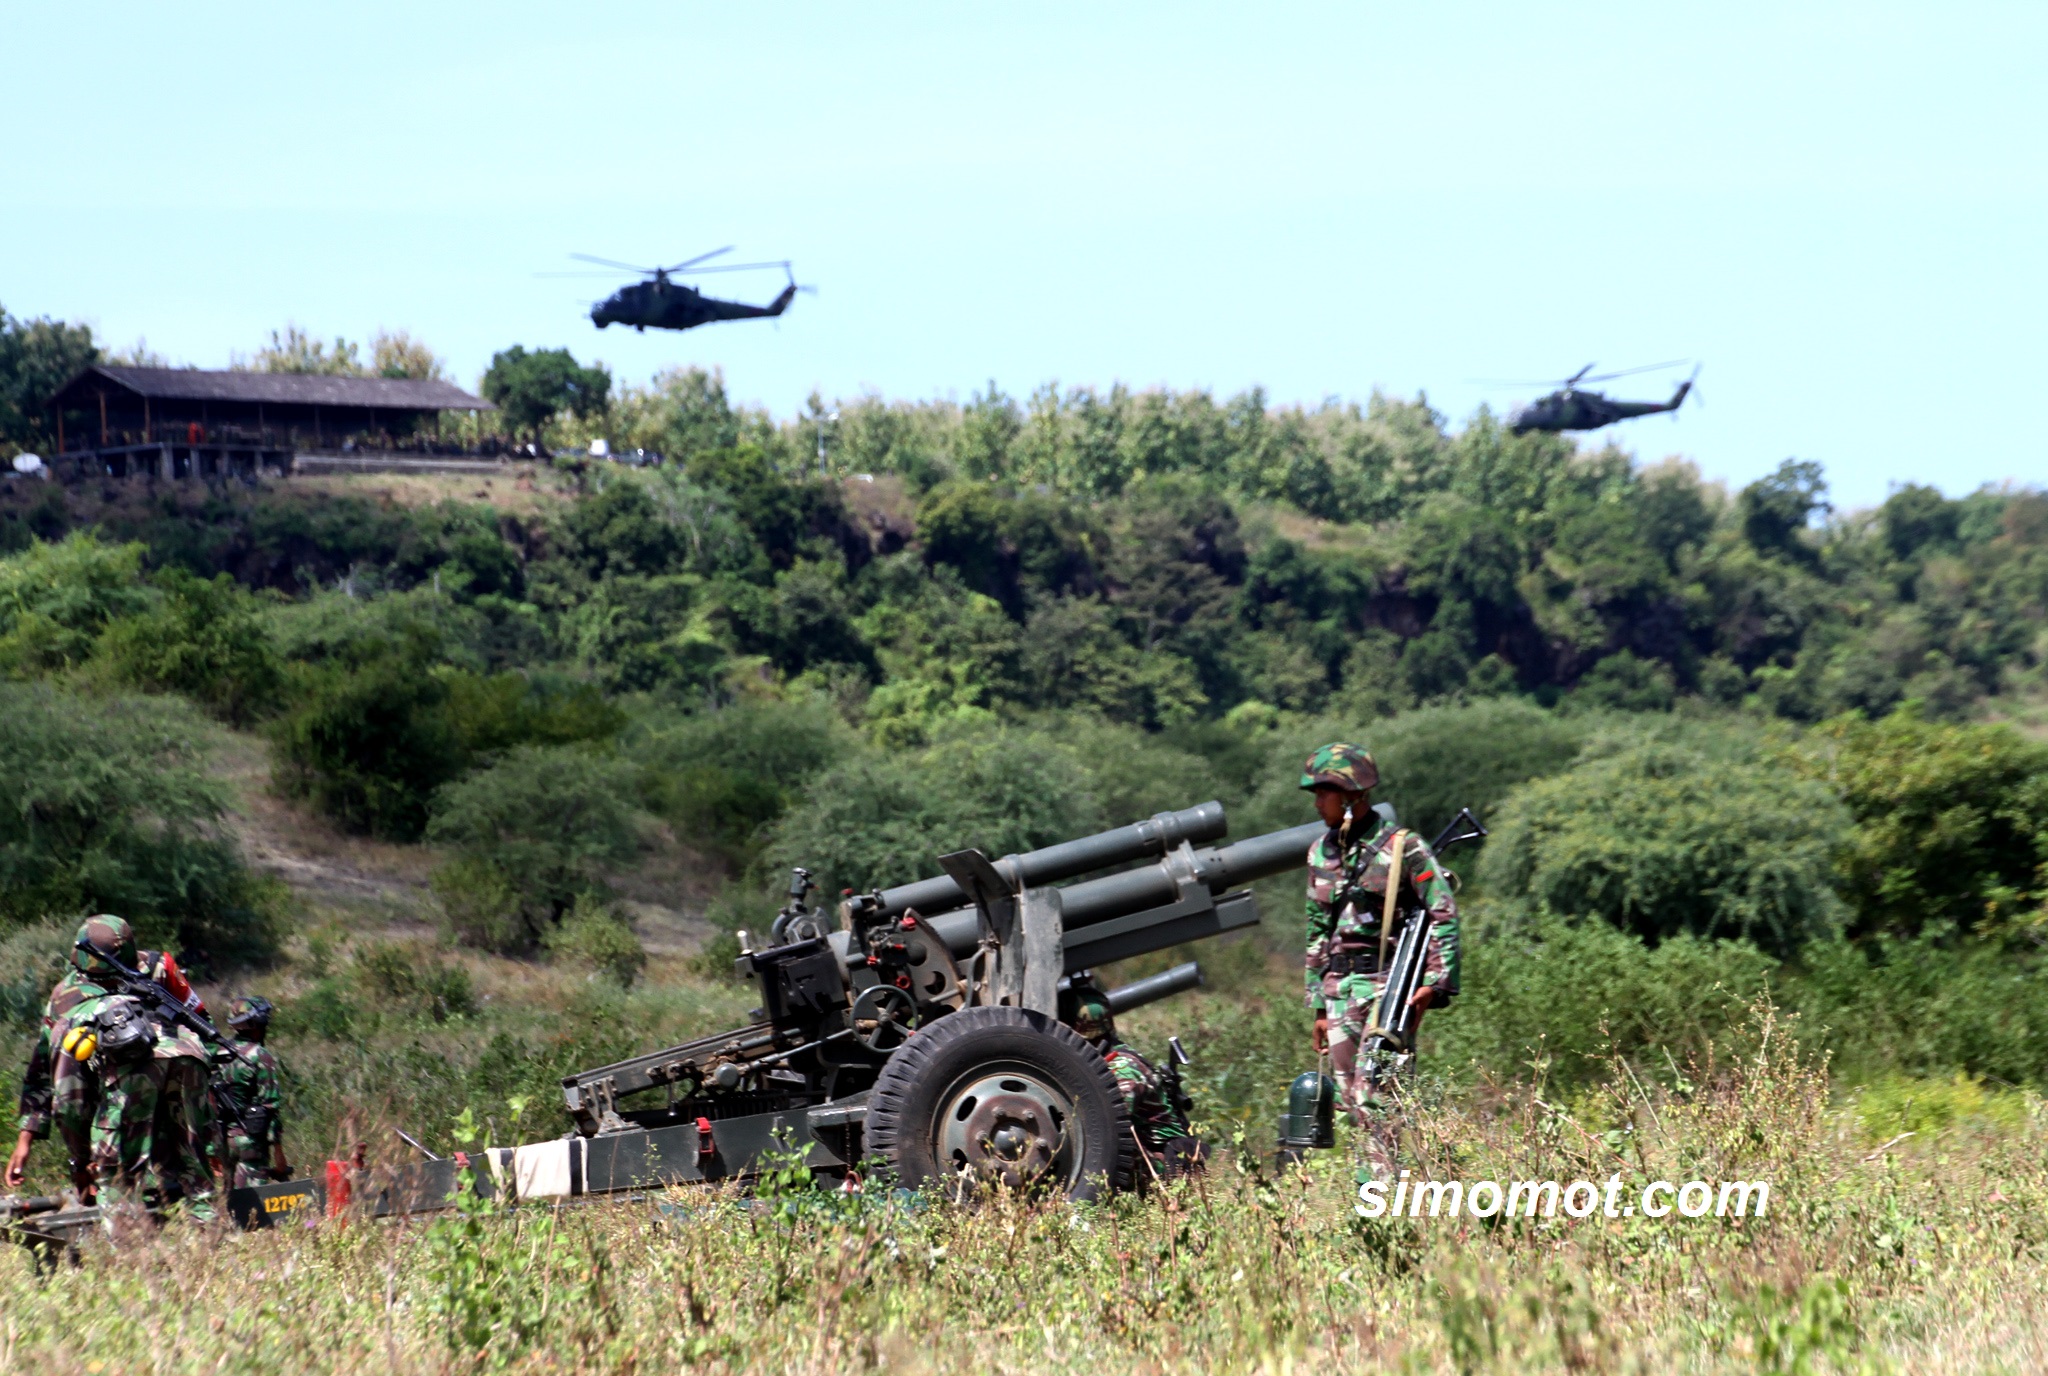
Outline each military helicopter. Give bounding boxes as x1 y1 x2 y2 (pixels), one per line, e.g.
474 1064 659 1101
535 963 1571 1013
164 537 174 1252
554 248 808 333
1503 361 1699 435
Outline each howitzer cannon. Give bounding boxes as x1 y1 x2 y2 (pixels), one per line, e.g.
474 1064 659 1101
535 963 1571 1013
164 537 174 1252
561 803 1319 1198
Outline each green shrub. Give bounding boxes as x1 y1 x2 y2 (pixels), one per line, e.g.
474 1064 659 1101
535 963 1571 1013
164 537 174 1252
0 533 151 674
1479 740 1848 955
1427 907 1777 1087
442 669 624 756
632 699 853 856
353 940 477 1022
1783 933 2048 1086
272 638 468 841
1791 710 2048 940
0 919 68 1027
1851 1074 2030 1143
544 895 648 987
766 727 1103 897
426 746 646 953
0 683 277 960
93 567 285 723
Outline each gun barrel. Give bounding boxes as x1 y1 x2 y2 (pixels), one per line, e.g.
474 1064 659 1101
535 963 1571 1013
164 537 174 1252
924 821 1323 960
1104 961 1203 1014
872 802 1228 919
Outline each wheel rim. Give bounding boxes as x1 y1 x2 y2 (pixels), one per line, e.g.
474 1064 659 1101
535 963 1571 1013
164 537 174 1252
933 1063 1081 1193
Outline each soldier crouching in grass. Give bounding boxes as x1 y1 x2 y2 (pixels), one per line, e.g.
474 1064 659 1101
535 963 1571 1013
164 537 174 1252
1300 743 1459 1178
1061 983 1207 1187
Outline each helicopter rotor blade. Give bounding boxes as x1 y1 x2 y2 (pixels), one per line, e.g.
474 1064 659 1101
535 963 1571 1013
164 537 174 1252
536 271 643 278
675 260 792 275
663 246 737 273
1579 358 1691 384
1566 363 1596 387
569 253 658 273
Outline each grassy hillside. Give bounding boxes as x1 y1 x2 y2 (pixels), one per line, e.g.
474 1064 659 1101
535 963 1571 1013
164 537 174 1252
0 410 2043 1371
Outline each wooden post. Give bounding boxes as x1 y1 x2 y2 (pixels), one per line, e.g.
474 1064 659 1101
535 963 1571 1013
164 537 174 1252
98 390 108 444
143 396 150 441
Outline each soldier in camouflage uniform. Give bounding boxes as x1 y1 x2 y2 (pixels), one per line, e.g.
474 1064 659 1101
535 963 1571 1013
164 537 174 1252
1300 743 1460 1174
134 946 219 1220
76 989 168 1229
1063 985 1206 1185
7 917 130 1197
213 997 290 1187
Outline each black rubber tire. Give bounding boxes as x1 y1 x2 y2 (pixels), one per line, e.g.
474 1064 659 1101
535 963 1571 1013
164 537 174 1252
864 1006 1133 1201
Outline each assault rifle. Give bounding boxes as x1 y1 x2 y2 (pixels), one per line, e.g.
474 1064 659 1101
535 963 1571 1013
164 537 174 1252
1160 1036 1194 1120
1362 807 1487 1058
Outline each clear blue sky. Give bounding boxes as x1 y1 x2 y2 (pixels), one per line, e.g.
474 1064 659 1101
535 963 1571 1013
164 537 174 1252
6 2 2042 509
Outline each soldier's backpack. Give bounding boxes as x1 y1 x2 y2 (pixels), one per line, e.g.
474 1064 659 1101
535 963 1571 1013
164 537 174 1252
89 995 157 1066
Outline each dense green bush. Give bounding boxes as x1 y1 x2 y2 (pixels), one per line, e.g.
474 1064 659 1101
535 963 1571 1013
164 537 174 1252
0 533 151 674
1479 740 1849 955
632 698 853 857
0 684 276 960
272 636 468 841
93 567 285 723
1786 935 2048 1086
1427 907 1778 1087
1792 711 2048 940
426 746 647 953
544 895 648 987
766 726 1103 897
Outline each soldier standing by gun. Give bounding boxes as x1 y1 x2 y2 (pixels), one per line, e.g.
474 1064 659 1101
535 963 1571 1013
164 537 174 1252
1062 985 1207 1184
1299 743 1460 1176
214 997 291 1186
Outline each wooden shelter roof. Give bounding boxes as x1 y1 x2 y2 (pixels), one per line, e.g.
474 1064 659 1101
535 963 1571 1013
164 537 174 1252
49 365 492 411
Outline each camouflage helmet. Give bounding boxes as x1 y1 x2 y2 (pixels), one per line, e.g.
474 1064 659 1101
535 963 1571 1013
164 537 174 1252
1300 742 1378 793
1069 991 1115 1046
228 996 275 1031
70 915 137 976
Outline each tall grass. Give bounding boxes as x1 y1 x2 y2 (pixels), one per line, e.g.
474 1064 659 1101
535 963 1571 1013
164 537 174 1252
5 1005 2045 1373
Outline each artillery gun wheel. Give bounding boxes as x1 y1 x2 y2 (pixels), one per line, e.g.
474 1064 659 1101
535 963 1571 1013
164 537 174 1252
864 1007 1132 1201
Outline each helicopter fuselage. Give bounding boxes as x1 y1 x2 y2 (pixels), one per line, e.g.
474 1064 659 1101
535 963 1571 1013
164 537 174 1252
1508 378 1693 435
591 274 797 332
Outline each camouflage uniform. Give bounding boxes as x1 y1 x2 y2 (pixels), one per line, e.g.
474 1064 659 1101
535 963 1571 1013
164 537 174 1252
15 917 138 1190
69 990 165 1226
16 968 111 1182
1067 991 1205 1184
1300 744 1460 1169
214 998 285 1187
134 949 219 1219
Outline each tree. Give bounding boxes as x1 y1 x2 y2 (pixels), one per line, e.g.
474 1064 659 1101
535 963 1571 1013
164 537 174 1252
0 533 152 674
0 684 275 959
481 346 611 442
271 635 468 841
371 329 447 381
0 306 98 447
250 324 365 376
1794 711 2048 941
1739 459 1829 563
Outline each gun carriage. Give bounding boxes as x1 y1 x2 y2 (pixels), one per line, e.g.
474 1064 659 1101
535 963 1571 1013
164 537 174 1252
559 802 1321 1198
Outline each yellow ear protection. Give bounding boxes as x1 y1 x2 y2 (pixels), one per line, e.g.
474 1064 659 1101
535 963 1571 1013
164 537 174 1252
61 1026 98 1061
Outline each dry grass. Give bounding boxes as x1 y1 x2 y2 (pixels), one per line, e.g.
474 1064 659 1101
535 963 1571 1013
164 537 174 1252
285 468 576 517
5 1008 2043 1374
